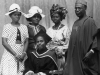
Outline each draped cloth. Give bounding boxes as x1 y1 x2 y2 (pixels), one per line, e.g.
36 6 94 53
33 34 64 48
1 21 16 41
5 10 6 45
63 16 99 75
23 49 58 75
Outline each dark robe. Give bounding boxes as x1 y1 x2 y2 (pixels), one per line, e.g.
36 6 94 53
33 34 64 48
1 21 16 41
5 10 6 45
27 24 46 53
23 48 58 75
94 29 100 75
63 16 99 75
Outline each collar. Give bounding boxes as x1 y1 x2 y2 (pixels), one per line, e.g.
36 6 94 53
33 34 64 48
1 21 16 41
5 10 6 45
32 50 59 69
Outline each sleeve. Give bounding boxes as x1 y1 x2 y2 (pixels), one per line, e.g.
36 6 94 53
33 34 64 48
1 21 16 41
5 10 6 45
39 25 46 32
40 57 58 75
90 19 97 50
2 25 9 38
24 25 29 38
86 18 97 51
23 53 35 75
46 27 51 35
63 26 71 41
62 26 71 49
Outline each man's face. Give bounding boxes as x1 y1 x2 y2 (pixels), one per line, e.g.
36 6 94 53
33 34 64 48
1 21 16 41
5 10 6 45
75 3 86 17
36 36 46 50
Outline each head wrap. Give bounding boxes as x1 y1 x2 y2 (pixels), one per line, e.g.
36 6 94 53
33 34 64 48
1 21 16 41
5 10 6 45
50 4 68 20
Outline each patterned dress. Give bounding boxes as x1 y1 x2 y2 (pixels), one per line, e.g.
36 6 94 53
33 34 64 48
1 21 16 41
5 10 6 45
0 23 29 75
47 24 70 70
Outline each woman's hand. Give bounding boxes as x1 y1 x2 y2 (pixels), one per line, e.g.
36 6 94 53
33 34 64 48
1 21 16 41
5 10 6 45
15 54 22 61
20 52 27 61
15 52 26 62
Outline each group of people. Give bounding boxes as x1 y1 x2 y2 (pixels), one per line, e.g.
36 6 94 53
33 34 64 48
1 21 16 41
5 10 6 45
0 0 100 75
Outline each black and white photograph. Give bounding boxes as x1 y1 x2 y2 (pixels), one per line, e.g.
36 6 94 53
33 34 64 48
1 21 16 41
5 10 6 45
0 0 100 75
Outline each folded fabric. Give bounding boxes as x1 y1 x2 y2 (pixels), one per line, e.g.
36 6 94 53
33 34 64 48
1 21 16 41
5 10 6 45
38 72 46 75
25 70 34 75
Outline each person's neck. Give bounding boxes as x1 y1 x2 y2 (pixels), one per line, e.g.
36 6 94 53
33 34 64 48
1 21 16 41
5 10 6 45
79 14 87 20
54 22 61 30
11 21 20 27
37 47 47 54
31 23 39 27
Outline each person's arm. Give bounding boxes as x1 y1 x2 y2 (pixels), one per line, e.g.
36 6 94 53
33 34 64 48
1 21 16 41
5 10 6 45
40 57 58 75
21 38 28 60
83 18 97 61
2 38 17 56
59 27 71 52
23 53 35 75
21 25 29 60
23 38 28 52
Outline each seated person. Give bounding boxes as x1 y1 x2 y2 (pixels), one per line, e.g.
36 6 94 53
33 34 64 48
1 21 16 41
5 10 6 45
23 30 58 75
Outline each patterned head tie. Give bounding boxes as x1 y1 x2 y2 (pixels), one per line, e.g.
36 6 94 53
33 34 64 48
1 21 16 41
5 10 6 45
50 4 68 20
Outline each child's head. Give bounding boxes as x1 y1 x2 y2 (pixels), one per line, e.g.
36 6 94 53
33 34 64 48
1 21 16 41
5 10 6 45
5 3 22 22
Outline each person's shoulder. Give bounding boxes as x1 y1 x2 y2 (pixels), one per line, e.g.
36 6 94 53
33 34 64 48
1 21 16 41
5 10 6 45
62 24 68 28
4 23 11 26
3 23 12 28
47 26 53 32
47 26 53 29
27 51 36 57
61 24 69 30
38 24 45 28
38 24 46 31
20 24 27 26
86 16 95 22
20 24 28 31
20 24 28 28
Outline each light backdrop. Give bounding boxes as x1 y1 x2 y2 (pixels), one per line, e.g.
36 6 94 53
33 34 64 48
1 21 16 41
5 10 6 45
0 0 99 61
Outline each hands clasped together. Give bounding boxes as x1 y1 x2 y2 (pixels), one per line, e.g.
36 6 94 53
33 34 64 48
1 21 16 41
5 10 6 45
15 52 27 62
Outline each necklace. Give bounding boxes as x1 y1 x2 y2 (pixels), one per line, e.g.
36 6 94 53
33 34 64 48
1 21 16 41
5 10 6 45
53 24 62 30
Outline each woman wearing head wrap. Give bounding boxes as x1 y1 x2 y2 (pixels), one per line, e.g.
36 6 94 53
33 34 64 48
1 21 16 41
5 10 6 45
0 3 29 75
24 6 46 54
47 4 70 70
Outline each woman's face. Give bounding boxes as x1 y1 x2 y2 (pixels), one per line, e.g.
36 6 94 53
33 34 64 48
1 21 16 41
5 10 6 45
36 36 46 50
51 13 61 24
10 11 21 22
31 13 41 25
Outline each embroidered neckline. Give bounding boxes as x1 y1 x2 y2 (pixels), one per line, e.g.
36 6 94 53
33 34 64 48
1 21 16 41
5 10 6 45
53 24 64 30
28 24 39 28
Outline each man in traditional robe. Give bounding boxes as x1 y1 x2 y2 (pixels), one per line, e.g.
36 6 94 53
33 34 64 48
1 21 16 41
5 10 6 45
63 0 100 75
23 30 58 75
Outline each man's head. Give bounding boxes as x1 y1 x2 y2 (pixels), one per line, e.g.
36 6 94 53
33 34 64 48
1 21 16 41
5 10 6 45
75 0 87 18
